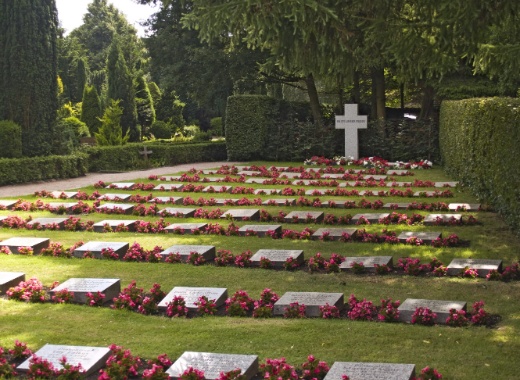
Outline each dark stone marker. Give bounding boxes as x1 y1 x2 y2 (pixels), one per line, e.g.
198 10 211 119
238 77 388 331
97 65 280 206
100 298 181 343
0 237 50 254
398 298 467 324
311 228 357 241
397 231 442 244
50 278 121 304
262 198 296 206
446 258 502 277
96 203 134 215
158 287 228 310
26 217 68 230
0 272 25 294
202 185 233 193
324 361 415 380
73 241 129 259
166 351 259 380
159 208 196 218
18 344 111 377
273 292 344 317
93 220 137 233
165 223 208 234
340 256 393 272
382 203 412 210
251 249 304 268
220 209 260 221
160 245 216 262
350 213 390 224
238 225 282 237
284 211 324 223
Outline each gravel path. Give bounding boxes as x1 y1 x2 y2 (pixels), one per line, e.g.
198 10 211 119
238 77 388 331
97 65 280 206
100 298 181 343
0 161 241 197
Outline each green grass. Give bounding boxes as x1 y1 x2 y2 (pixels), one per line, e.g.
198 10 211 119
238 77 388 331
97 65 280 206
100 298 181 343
1 163 520 379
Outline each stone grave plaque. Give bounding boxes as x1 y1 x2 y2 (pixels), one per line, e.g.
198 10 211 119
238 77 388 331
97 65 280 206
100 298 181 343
160 245 216 262
448 203 480 212
360 174 387 181
97 193 132 201
0 272 25 294
273 292 344 317
398 298 467 324
47 202 79 214
278 172 302 179
385 182 412 187
254 188 280 195
202 185 233 193
167 351 259 380
0 199 18 209
324 361 415 380
397 231 442 244
0 237 50 254
284 211 324 223
50 191 79 199
93 219 137 233
18 344 111 376
383 203 411 210
96 203 134 215
304 189 336 196
238 225 282 237
446 258 502 277
165 223 208 234
50 278 121 304
149 196 184 204
26 217 68 230
350 213 389 224
434 181 459 188
109 182 135 190
262 198 296 206
73 241 129 259
321 173 345 179
340 256 393 272
153 183 185 191
158 287 228 310
423 214 462 226
202 177 226 182
386 169 410 176
215 198 239 206
237 170 262 177
312 228 357 241
159 207 196 218
251 249 304 268
245 178 265 184
221 209 260 221
413 191 440 197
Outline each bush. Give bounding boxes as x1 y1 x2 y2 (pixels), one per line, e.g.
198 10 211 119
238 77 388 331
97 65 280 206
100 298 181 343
150 121 172 139
0 120 22 158
209 117 223 137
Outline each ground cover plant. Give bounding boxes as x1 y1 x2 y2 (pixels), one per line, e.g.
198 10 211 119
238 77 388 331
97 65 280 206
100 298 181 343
0 160 519 379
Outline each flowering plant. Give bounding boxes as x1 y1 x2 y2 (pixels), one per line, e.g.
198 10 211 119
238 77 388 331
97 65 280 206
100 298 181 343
52 288 75 304
411 307 437 326
195 296 217 315
166 296 188 318
99 344 141 379
179 367 206 380
260 357 298 380
378 298 400 322
283 302 306 318
86 291 105 306
445 308 469 327
319 303 340 319
6 278 45 303
347 294 376 321
301 355 329 380
225 290 254 316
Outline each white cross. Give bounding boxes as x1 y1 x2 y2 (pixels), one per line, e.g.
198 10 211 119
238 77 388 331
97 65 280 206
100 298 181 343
335 104 368 159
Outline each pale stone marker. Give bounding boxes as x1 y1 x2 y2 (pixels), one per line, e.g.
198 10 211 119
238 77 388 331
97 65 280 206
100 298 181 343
167 351 259 380
340 256 393 272
251 249 304 268
18 344 111 376
160 245 216 262
50 278 121 304
153 183 185 191
158 207 196 217
262 198 296 206
448 203 480 212
96 203 134 214
26 217 68 230
284 211 324 223
149 196 184 204
47 202 79 214
97 193 132 201
0 237 50 254
446 258 502 277
423 214 462 226
397 231 442 244
202 185 233 193
73 241 129 259
158 287 228 310
273 292 344 317
93 220 137 233
0 272 25 294
324 361 415 380
109 182 135 190
335 104 368 159
350 213 390 224
238 225 282 237
398 298 467 324
220 209 260 221
0 200 18 209
50 191 79 199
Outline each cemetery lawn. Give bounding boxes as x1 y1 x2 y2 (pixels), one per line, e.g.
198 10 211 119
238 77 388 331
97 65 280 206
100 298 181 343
0 163 519 380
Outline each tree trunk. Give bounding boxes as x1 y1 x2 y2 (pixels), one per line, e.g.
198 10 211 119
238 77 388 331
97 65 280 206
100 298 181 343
352 71 361 104
305 73 323 127
419 84 435 120
400 82 405 111
371 67 386 120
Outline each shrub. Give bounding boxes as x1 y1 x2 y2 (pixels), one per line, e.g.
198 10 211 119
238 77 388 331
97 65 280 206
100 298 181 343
150 121 172 139
0 120 22 158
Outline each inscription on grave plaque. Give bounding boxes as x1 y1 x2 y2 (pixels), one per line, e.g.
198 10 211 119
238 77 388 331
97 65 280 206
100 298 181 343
73 241 129 259
251 249 304 268
273 292 344 317
324 361 415 380
0 237 50 254
340 256 393 272
160 245 216 262
50 278 121 304
312 228 357 241
158 287 228 310
398 298 467 324
446 258 502 277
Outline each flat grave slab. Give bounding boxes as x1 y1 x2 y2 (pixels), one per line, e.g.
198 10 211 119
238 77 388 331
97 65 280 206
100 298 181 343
0 272 25 294
73 241 129 259
386 169 410 176
413 191 442 197
251 249 304 268
159 207 196 218
108 182 135 190
449 203 480 212
350 213 390 224
93 219 137 233
278 172 303 179
423 214 462 226
324 361 415 380
97 193 132 201
165 223 208 234
238 224 282 237
149 196 184 204
273 292 344 317
166 351 259 380
0 237 50 254
398 298 467 324
320 173 345 179
153 183 185 191
50 278 121 304
50 191 79 199
26 217 68 230
304 189 336 196
215 198 239 206
96 203 134 214
202 185 232 193
434 181 459 188
47 202 79 214
158 287 228 310
0 199 18 209
312 228 357 241
284 210 324 223
293 179 336 186
201 177 226 182
160 245 216 262
254 188 280 195
383 203 412 210
245 178 267 184
340 256 393 272
17 344 111 377
262 198 296 206
360 174 387 181
447 258 502 277
221 209 260 221
236 170 262 177
385 182 412 187
397 231 442 244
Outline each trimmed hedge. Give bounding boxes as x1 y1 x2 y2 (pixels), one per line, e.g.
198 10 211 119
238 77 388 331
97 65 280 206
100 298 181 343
440 97 520 233
0 154 88 186
85 141 227 172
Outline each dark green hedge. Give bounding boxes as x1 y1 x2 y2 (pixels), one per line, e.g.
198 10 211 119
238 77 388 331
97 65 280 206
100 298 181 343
440 97 520 233
0 154 88 186
85 141 227 172
0 120 22 158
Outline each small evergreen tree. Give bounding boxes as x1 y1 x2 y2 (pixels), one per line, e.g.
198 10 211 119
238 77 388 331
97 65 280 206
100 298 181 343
81 85 103 134
94 100 129 145
135 76 156 138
